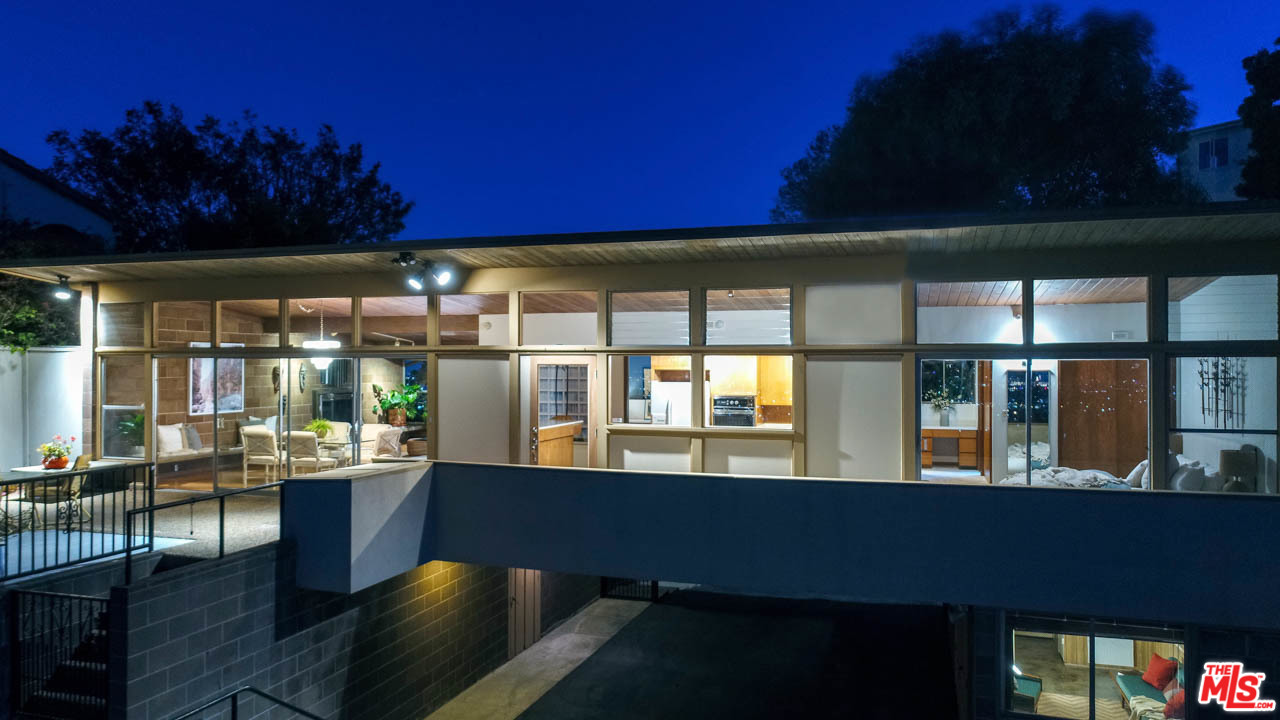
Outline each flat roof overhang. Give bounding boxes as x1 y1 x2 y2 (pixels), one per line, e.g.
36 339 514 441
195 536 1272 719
3 203 1279 284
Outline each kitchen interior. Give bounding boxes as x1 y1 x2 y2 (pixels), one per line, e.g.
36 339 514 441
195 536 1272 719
609 354 794 429
706 355 794 428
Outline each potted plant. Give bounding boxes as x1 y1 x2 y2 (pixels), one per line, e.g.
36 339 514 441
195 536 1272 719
305 418 334 439
117 413 145 455
371 383 423 427
926 390 955 427
37 435 75 470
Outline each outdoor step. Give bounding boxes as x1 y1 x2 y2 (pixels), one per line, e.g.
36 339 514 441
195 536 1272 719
22 689 107 720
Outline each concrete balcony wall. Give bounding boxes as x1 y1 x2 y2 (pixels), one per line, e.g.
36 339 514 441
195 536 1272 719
285 461 1280 631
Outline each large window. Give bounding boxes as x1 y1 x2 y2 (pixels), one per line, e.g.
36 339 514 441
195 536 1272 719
287 298 352 348
1007 619 1184 720
522 291 597 345
219 300 280 347
705 288 790 345
1169 274 1278 341
703 355 792 429
610 291 689 346
916 281 1023 344
440 293 509 345
921 360 976 405
1169 355 1277 494
919 358 1149 489
608 355 691 426
359 296 427 346
1033 277 1147 343
102 356 146 458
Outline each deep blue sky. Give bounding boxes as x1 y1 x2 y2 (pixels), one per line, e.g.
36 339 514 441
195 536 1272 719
3 0 1277 240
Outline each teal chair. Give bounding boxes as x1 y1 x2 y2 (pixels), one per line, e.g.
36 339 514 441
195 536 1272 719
1011 671 1043 713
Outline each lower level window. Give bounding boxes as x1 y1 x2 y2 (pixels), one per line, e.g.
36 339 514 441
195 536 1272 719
1008 619 1185 719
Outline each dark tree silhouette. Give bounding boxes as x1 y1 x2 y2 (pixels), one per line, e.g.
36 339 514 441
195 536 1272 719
47 102 414 252
772 7 1201 222
1237 38 1280 200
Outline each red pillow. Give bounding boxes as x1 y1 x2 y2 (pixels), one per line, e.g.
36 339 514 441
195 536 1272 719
1144 654 1179 690
1164 689 1185 718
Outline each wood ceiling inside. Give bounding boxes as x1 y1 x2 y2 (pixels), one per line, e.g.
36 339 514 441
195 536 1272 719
918 276 1220 307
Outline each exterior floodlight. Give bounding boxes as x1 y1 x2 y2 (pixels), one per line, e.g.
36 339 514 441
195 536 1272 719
407 271 425 291
392 251 418 268
54 275 73 300
432 266 452 287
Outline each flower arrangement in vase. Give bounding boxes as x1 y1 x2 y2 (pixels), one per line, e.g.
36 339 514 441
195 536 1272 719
926 390 956 427
38 435 75 469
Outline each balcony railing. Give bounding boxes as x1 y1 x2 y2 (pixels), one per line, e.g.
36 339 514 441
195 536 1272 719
0 462 154 581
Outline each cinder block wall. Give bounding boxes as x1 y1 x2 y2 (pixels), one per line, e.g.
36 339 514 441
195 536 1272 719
112 542 507 719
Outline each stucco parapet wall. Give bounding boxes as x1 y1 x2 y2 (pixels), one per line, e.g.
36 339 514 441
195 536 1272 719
282 461 434 593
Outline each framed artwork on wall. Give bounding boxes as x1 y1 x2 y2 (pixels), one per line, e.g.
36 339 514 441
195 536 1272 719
189 342 245 415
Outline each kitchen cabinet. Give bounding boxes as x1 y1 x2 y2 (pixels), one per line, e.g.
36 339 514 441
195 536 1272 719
756 355 792 407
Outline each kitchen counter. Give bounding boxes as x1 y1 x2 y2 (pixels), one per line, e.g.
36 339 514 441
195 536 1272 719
921 425 977 431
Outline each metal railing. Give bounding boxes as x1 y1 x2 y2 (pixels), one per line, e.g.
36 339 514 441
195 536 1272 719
0 462 154 581
9 590 110 719
601 577 664 602
124 482 282 583
169 685 324 720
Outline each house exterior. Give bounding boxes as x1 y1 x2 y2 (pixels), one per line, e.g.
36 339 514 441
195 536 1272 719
0 147 113 242
1178 120 1254 202
2 205 1279 719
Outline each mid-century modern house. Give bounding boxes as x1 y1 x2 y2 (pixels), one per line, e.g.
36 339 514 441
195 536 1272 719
2 204 1279 720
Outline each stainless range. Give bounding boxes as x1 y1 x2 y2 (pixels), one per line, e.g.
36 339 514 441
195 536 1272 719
711 395 756 427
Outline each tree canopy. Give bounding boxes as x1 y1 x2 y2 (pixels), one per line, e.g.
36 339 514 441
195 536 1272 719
0 218 83 352
772 7 1201 222
1237 37 1280 200
47 102 414 253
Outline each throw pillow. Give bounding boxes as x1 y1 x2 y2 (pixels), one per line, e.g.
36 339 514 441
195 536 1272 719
156 424 186 456
1125 459 1149 488
376 428 403 457
1164 676 1182 700
1163 689 1185 718
184 425 204 451
1144 654 1179 691
1169 465 1206 492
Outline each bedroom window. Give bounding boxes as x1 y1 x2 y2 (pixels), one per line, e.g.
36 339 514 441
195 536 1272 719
1006 619 1185 720
915 281 1023 344
1168 355 1277 494
919 358 1149 488
1032 277 1147 343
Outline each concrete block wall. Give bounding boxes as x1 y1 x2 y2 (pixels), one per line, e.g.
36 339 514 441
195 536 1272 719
539 571 599 635
114 542 507 720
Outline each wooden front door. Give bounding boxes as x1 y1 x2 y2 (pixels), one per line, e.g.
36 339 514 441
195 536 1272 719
508 568 541 658
528 355 597 467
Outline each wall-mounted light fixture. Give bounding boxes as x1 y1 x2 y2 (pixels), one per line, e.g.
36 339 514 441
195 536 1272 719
53 275 73 300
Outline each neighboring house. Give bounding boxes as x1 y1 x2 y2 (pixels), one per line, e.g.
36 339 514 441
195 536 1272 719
1177 119 1253 202
0 146 114 244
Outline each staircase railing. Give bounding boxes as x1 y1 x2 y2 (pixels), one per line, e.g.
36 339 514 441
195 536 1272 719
8 590 110 719
169 685 324 720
